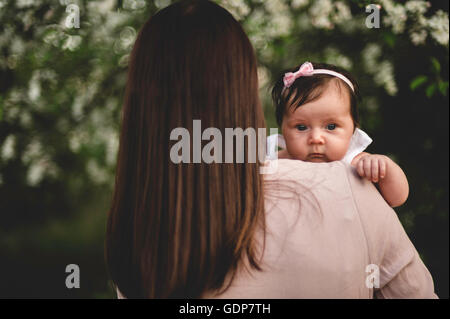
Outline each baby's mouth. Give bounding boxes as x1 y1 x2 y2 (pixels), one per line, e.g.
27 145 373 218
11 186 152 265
307 153 327 162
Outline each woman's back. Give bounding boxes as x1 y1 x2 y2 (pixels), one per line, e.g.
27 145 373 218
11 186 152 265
205 159 437 298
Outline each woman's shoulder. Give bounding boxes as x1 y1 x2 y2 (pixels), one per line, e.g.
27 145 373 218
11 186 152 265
263 159 362 224
263 159 350 185
263 158 394 226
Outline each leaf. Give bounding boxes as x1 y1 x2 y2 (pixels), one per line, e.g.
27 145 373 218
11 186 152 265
431 57 441 74
438 81 449 96
410 75 428 91
426 83 437 98
383 31 396 48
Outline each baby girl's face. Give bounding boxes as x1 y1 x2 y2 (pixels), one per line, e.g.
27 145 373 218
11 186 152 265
281 82 355 163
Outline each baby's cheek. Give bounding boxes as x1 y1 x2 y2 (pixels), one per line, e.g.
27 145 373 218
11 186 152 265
285 141 307 161
331 148 348 161
282 129 308 160
330 139 351 161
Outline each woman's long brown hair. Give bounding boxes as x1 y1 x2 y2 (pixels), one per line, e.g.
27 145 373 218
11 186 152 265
105 0 266 298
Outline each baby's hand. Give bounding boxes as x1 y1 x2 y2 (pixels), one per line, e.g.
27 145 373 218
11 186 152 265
351 152 389 183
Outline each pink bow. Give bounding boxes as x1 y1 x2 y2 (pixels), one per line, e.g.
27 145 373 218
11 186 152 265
283 62 314 88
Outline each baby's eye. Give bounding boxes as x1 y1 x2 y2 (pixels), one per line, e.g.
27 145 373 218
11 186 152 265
327 124 336 130
296 125 307 131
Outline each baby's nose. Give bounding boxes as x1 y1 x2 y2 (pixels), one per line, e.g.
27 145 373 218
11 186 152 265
308 129 325 144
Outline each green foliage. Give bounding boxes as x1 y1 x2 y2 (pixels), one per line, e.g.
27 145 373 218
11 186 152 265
410 56 449 98
410 75 428 90
438 80 449 96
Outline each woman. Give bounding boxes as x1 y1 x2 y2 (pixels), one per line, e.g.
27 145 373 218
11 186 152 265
105 0 437 299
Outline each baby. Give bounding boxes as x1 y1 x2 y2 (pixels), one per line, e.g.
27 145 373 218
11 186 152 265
270 62 409 207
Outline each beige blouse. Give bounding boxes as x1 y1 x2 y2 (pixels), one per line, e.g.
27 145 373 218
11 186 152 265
206 159 438 299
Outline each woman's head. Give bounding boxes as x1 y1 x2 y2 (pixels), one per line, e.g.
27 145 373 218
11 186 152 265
106 0 265 299
272 62 361 162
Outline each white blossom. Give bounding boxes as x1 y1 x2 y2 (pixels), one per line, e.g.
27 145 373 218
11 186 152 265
296 12 313 31
308 0 352 29
7 54 18 69
11 36 26 56
362 43 382 73
20 110 32 128
118 53 130 67
69 128 89 152
405 0 430 15
71 95 85 121
62 35 82 51
114 26 136 54
0 26 14 50
264 0 289 14
154 0 171 9
332 1 352 24
267 14 292 38
26 157 59 186
247 8 266 46
379 0 448 47
21 138 43 164
123 0 147 10
374 61 398 96
258 43 274 64
87 0 116 13
41 69 58 84
43 25 65 47
410 29 427 45
88 12 130 48
4 89 24 122
104 129 119 166
339 16 364 34
103 12 129 30
21 136 60 185
16 0 35 8
362 44 398 96
28 72 41 103
86 159 109 184
5 105 20 122
380 0 407 34
71 82 99 121
428 10 449 46
323 47 352 70
1 135 16 161
309 0 334 29
265 0 293 37
27 161 45 186
59 0 81 6
220 0 250 20
291 0 309 10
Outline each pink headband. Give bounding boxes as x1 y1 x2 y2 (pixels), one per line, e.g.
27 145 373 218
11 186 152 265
283 61 355 92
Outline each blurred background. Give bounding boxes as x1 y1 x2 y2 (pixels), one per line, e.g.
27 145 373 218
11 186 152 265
0 0 448 298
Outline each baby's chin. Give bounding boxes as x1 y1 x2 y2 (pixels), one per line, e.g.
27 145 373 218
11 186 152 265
284 149 344 162
305 157 328 163
292 154 343 163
